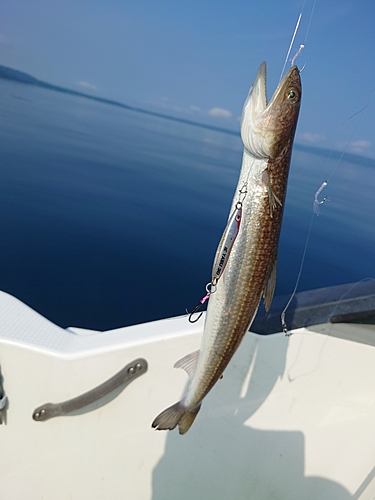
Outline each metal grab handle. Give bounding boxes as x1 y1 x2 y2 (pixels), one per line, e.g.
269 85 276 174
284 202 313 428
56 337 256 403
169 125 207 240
33 358 147 421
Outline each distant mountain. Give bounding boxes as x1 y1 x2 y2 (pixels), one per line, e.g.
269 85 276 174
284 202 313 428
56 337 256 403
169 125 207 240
0 64 136 107
0 65 239 137
0 65 41 85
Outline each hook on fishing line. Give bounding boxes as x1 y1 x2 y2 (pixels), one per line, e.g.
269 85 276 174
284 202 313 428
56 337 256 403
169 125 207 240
188 184 245 324
313 181 329 215
281 312 293 337
281 182 328 333
280 13 302 81
188 199 244 325
280 0 316 80
188 282 215 323
291 44 305 67
188 298 207 323
238 183 248 204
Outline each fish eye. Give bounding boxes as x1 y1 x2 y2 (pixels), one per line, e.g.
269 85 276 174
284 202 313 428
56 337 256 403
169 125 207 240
286 88 299 100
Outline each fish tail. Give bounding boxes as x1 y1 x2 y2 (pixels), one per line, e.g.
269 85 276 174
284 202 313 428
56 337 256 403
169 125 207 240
152 401 201 435
178 404 201 434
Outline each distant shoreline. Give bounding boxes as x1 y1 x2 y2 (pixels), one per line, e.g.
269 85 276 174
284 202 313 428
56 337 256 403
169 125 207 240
2 65 374 166
0 64 239 137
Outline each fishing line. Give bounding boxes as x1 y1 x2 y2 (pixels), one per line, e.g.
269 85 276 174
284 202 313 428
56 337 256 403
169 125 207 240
280 12 302 82
189 0 317 326
280 213 314 336
281 90 375 336
326 277 375 326
187 165 252 323
280 0 317 81
303 0 317 46
313 91 375 212
287 278 375 382
321 90 375 186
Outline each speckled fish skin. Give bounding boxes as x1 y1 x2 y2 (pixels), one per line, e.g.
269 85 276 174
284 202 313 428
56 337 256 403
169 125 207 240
152 62 301 434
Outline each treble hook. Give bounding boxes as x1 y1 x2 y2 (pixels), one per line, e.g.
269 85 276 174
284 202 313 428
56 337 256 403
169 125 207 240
188 293 210 323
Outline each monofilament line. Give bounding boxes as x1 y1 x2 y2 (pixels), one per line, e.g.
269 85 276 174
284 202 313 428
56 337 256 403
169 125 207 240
325 90 375 185
281 213 314 336
281 89 375 336
279 0 317 81
280 12 302 82
304 0 317 46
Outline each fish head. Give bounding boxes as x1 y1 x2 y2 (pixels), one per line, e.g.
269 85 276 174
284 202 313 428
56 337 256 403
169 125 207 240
241 62 301 159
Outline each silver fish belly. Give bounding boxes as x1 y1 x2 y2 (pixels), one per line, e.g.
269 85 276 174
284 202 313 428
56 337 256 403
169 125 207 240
152 62 302 434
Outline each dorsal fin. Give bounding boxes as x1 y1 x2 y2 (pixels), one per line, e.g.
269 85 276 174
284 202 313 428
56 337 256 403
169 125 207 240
174 350 200 379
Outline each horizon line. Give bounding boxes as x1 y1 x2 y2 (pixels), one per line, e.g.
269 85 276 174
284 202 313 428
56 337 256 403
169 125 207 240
1 64 374 164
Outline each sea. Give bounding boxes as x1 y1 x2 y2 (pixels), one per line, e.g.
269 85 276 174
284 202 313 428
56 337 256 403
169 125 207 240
1 79 374 331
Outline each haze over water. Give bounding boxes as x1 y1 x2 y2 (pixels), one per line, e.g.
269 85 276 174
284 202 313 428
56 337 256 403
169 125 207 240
1 79 374 331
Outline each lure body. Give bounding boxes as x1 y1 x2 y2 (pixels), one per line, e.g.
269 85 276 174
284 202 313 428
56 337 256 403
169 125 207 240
211 204 242 285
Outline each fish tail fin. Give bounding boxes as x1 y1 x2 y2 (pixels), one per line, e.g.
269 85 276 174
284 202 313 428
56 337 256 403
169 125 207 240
152 401 201 435
178 404 201 434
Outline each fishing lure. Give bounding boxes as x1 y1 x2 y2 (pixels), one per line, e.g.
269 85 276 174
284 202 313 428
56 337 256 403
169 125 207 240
188 202 242 323
211 202 242 285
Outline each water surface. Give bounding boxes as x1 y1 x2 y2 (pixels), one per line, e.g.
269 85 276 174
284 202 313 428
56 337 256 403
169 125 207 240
1 80 374 330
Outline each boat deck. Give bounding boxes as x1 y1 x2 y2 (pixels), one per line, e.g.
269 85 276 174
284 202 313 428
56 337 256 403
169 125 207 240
0 285 374 499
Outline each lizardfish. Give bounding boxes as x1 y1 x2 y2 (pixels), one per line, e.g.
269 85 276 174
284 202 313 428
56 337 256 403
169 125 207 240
152 61 302 434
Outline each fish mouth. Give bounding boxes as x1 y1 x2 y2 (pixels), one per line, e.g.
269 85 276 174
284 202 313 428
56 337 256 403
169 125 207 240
244 61 268 117
240 62 301 158
246 62 300 113
267 64 301 109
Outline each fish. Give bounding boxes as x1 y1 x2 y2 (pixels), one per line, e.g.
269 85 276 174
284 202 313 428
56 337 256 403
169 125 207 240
152 61 302 434
0 391 6 425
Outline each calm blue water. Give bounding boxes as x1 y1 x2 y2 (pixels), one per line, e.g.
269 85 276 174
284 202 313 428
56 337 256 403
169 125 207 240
1 79 374 330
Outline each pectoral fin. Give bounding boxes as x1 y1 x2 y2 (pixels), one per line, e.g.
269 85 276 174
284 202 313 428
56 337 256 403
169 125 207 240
263 258 277 312
262 170 281 218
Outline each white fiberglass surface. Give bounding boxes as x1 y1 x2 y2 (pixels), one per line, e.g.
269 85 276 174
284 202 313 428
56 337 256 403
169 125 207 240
1 297 375 499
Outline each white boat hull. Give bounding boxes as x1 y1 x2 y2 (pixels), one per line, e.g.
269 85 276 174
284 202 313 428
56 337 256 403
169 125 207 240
0 290 374 499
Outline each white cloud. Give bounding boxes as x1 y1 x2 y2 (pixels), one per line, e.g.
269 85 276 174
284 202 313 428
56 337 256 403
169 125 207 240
76 81 98 91
208 107 232 119
348 139 371 153
299 132 325 143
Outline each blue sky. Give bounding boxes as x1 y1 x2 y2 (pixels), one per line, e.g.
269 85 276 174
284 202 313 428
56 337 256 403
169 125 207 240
1 0 374 157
